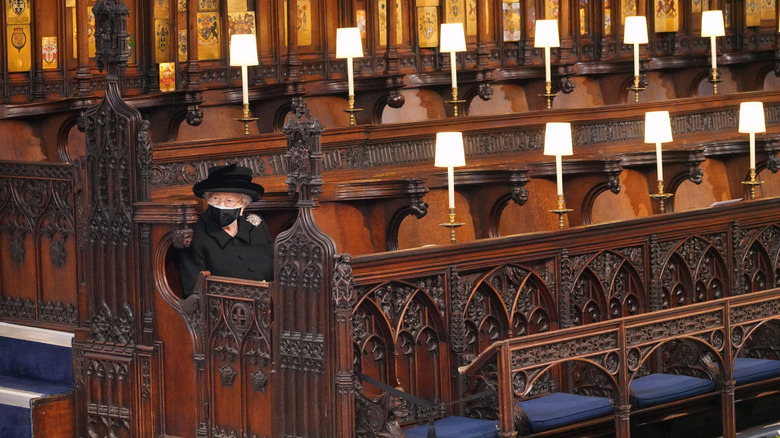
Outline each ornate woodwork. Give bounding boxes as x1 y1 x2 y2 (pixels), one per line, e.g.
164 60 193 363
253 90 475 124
271 99 345 437
0 163 78 327
71 2 161 437
461 288 780 437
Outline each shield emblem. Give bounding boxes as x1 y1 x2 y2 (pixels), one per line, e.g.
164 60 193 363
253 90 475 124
42 37 57 66
11 0 25 15
11 27 26 52
156 24 169 52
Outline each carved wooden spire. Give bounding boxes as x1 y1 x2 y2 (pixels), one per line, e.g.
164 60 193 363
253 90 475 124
273 101 348 435
74 1 156 436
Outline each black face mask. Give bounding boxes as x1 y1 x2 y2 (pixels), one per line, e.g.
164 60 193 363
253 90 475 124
207 205 241 228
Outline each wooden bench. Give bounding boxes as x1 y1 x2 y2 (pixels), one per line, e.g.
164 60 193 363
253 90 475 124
458 288 780 437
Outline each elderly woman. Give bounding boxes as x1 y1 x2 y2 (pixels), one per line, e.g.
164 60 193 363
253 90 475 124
179 163 274 295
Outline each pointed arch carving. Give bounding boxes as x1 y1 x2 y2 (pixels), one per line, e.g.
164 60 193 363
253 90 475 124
466 265 557 351
740 225 780 292
351 279 450 424
659 236 730 308
569 250 646 321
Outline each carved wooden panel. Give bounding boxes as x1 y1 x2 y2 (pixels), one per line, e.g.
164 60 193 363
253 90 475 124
658 235 730 308
739 225 780 293
352 279 450 425
464 264 557 355
205 279 272 438
0 164 78 327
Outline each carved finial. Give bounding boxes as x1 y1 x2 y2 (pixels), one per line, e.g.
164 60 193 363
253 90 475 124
282 98 324 202
92 0 130 75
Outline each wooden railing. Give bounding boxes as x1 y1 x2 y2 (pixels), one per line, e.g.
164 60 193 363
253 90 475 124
347 196 780 431
459 287 780 437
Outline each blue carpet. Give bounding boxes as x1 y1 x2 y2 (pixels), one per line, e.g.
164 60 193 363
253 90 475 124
0 404 32 438
0 337 73 386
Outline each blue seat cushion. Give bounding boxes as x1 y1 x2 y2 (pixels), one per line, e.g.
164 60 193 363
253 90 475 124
733 358 780 385
516 392 614 433
404 416 498 438
630 374 715 409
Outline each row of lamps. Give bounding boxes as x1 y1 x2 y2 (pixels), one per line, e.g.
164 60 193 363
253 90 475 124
436 100 767 240
228 30 765 242
229 12 728 131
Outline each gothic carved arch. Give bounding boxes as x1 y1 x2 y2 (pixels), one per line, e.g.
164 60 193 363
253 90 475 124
742 239 773 293
469 265 556 339
352 279 449 418
755 63 777 91
571 269 607 325
742 225 780 290
352 298 396 397
608 261 645 319
393 288 450 423
661 253 695 308
659 236 730 307
693 247 728 302
386 205 425 251
570 250 645 321
488 187 530 238
463 283 510 356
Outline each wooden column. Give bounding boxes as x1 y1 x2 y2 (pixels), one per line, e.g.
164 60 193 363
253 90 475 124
72 1 158 437
272 100 340 436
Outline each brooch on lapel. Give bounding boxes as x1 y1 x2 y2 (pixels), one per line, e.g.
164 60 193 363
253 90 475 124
246 214 262 227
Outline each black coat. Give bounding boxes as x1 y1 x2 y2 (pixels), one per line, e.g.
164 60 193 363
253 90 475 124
179 212 274 295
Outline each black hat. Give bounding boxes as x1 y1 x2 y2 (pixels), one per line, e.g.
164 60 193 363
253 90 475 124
192 163 265 202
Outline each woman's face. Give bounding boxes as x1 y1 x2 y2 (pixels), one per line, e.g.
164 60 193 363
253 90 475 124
207 192 247 212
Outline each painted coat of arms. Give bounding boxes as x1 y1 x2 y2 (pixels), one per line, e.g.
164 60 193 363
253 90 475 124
418 6 438 47
42 36 58 68
11 0 25 15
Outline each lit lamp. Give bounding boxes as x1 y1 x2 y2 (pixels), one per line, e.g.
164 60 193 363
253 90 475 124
544 122 573 228
645 111 674 212
435 132 466 243
440 23 467 117
701 10 725 95
336 27 364 126
624 16 648 102
230 34 259 135
739 101 766 199
534 20 560 109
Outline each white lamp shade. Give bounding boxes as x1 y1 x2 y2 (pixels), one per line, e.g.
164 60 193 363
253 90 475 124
434 132 466 167
230 34 259 66
644 111 673 143
543 122 573 156
739 102 766 133
440 23 467 52
701 10 725 37
624 16 649 44
534 20 560 48
336 27 364 58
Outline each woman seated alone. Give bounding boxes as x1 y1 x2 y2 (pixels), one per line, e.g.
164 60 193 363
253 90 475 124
179 163 274 296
